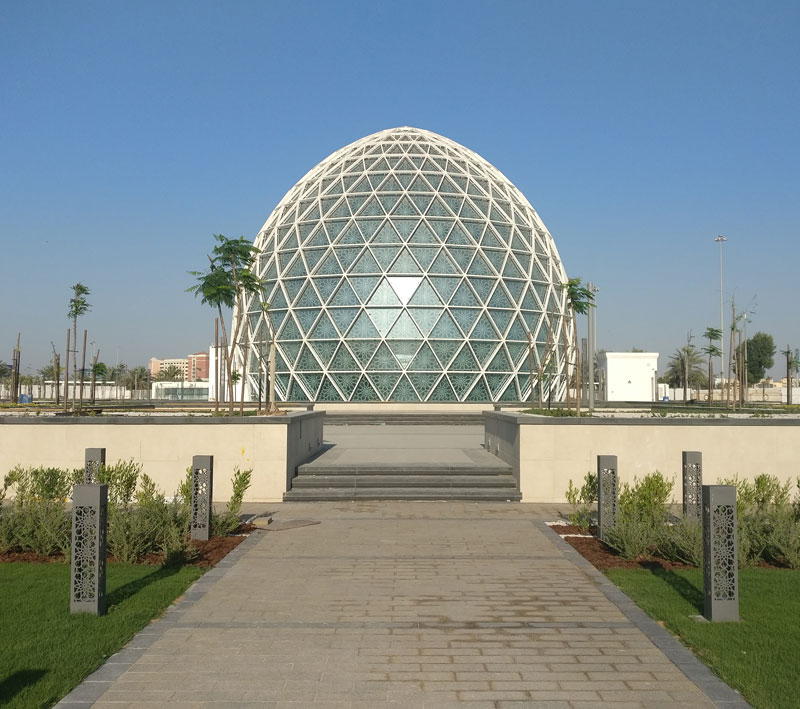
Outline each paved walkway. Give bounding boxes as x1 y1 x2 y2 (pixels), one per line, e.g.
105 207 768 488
60 503 747 708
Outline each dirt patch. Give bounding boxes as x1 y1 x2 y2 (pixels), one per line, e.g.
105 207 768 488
0 524 257 568
562 534 694 572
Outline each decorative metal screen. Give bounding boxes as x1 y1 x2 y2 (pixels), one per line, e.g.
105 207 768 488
191 455 213 541
84 447 106 484
702 485 739 622
597 455 618 541
682 450 702 520
233 127 574 403
70 484 108 615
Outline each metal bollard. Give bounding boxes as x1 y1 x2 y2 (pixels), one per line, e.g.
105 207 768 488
702 485 739 622
191 455 213 541
70 484 108 615
597 455 618 541
682 451 702 521
84 448 106 484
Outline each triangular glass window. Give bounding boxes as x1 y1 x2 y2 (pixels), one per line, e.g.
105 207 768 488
409 342 439 370
450 373 478 397
346 195 366 215
471 197 490 217
467 252 492 276
303 248 327 273
337 223 364 245
429 310 460 339
330 344 359 371
408 174 431 192
308 227 328 248
348 310 381 338
350 249 381 274
450 307 480 334
411 246 439 270
391 375 418 402
372 245 401 270
483 249 505 273
369 342 401 371
371 373 402 399
320 197 338 216
349 275 380 303
295 283 321 309
351 176 371 193
368 278 402 306
378 193 400 213
331 372 360 399
269 288 288 311
329 281 359 308
429 250 458 275
317 376 342 402
511 231 528 253
450 345 479 371
429 339 459 368
387 276 422 305
502 259 524 280
521 288 537 312
331 200 350 219
488 308 513 334
284 279 305 303
407 278 441 307
379 174 403 192
387 311 422 340
316 250 342 276
439 175 459 193
389 248 421 274
313 277 339 303
372 221 401 243
470 313 499 340
396 172 414 188
410 193 432 214
357 219 382 240
487 348 512 372
349 339 380 366
367 307 401 336
460 200 480 220
296 345 322 372
470 277 494 303
488 286 512 310
351 375 379 402
428 218 452 240
450 281 480 307
335 245 362 270
427 197 449 217
312 340 338 367
295 309 318 334
482 227 503 249
428 377 456 402
360 196 384 216
443 195 463 215
495 223 512 243
507 315 528 341
465 376 490 402
392 196 418 216
298 222 316 243
387 340 420 367
410 221 437 244
405 307 438 335
310 312 338 339
485 372 511 398
394 218 417 240
325 219 348 241
460 221 483 243
280 341 301 367
471 340 496 364
411 372 440 399
429 275 460 302
395 157 415 172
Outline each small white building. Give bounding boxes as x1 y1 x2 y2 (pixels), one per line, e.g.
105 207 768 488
598 352 659 402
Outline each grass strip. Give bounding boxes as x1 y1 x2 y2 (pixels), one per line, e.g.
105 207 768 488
0 562 204 708
606 566 800 709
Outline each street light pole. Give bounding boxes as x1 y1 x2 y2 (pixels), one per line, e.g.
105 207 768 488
587 282 599 411
714 235 727 390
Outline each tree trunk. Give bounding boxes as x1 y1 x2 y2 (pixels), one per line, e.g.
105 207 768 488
239 315 249 416
574 314 581 417
64 329 70 413
708 358 714 404
214 318 220 414
78 329 87 413
90 349 99 404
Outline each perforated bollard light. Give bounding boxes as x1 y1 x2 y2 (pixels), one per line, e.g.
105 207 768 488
70 484 108 615
682 451 702 521
84 448 106 484
191 455 213 541
702 485 739 622
597 455 618 541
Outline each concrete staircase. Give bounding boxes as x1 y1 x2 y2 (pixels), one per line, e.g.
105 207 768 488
320 411 486 426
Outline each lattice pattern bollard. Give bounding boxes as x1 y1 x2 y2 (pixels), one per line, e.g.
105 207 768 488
84 448 106 484
597 455 618 541
191 455 213 541
702 485 739 622
682 451 702 521
70 484 108 615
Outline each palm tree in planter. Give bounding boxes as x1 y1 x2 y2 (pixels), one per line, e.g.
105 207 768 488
561 278 595 415
702 327 722 404
188 235 264 415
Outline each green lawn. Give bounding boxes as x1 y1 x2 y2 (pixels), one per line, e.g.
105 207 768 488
0 562 204 708
606 566 800 709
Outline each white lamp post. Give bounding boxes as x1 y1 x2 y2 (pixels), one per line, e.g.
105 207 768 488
714 235 727 388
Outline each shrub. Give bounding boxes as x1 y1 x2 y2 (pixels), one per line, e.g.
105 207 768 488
565 472 597 531
212 467 252 537
767 507 800 569
656 518 703 566
97 459 141 507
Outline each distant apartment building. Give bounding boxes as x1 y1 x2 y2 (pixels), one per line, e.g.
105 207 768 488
148 357 189 380
187 352 209 382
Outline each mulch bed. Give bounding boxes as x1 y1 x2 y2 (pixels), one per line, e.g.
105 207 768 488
0 524 256 568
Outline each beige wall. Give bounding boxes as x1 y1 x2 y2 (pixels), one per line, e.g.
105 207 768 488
0 413 324 502
485 412 800 503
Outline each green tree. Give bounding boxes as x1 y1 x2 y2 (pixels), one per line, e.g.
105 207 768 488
67 282 91 408
187 234 264 414
662 346 707 392
0 361 10 381
737 332 775 384
561 277 595 415
154 365 183 382
92 361 109 383
124 366 149 391
702 327 722 403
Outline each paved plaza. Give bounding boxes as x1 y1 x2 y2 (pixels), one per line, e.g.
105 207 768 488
59 501 747 708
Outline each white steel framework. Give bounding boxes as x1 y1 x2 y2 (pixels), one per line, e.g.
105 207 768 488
233 127 573 403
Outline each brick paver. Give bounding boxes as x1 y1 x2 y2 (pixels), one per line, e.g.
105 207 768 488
61 502 746 708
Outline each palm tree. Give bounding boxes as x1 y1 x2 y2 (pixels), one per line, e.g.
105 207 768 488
187 235 264 415
67 282 90 410
702 327 722 404
663 346 706 396
561 278 595 415
155 365 183 382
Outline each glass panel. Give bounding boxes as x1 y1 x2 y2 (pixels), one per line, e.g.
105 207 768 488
499 378 519 401
502 258 524 280
369 279 402 306
360 196 383 216
350 339 380 366
507 315 528 341
372 221 401 243
308 227 328 248
349 275 380 302
459 221 482 243
387 311 422 340
392 196 417 216
348 311 381 338
389 248 421 274
351 375 378 402
357 219 382 240
378 194 399 213
481 227 503 249
521 310 537 331
450 346 479 371
407 307 440 336
460 201 480 220
439 175 459 193
312 340 338 366
428 376 456 401
410 246 439 270
298 222 316 242
325 219 348 241
287 377 309 402
279 314 302 340
371 372 401 399
488 308 513 335
381 174 403 191
316 251 342 276
275 373 290 397
313 277 338 303
411 194 432 214
487 348 512 372
443 195 463 214
470 278 494 303
296 345 322 371
429 311 460 339
269 309 287 333
320 197 338 216
505 280 526 304
483 249 505 273
409 342 439 370
269 288 287 310
409 221 436 244
409 174 430 192
427 197 449 217
296 284 321 309
330 343 359 371
395 157 415 171
391 375 418 402
285 279 305 303
450 174 467 191
396 172 413 188
488 286 512 310
371 245 401 270
331 372 360 398
279 341 301 368
295 309 319 334
472 197 489 217
429 339 459 367
331 201 350 219
450 281 479 307
351 249 381 274
367 307 401 336
304 248 327 272
428 218 452 239
387 340 420 367
470 313 498 340
338 223 364 245
495 223 512 243
468 252 492 276
289 255 309 278
336 245 362 270
394 218 417 240
351 176 371 193
407 279 442 307
346 195 366 215
448 247 473 272
429 276 460 302
450 307 480 334
450 372 477 396
329 281 359 307
369 342 401 371
317 376 342 402
410 372 440 399
310 312 338 339
466 376 491 401
471 340 496 365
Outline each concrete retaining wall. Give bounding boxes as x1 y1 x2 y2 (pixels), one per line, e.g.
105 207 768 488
0 412 324 502
484 412 800 503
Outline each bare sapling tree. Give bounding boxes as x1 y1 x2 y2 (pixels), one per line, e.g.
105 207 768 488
67 282 91 412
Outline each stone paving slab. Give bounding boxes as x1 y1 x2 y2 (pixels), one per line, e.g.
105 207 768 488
58 502 748 707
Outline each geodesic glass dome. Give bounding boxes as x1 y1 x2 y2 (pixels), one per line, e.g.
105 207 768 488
234 127 572 403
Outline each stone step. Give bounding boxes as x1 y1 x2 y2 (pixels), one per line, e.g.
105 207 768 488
283 487 522 502
322 412 486 426
296 464 512 476
290 474 518 489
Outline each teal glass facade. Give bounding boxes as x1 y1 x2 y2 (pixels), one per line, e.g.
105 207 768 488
236 127 572 402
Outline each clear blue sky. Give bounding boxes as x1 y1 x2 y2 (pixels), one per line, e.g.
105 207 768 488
2 1 798 377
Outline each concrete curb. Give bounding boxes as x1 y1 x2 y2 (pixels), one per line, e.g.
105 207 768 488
536 521 751 708
54 529 266 708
